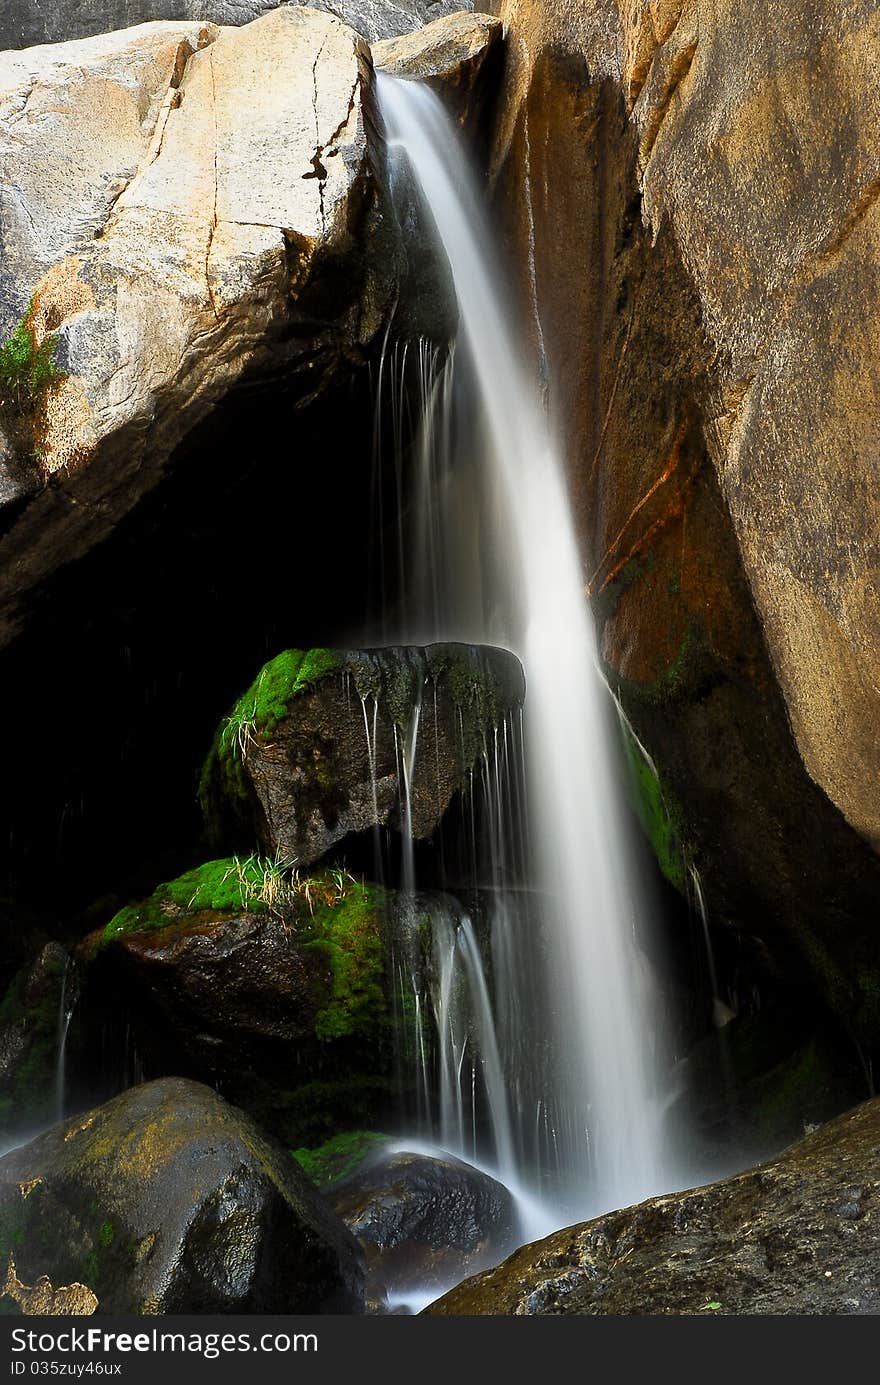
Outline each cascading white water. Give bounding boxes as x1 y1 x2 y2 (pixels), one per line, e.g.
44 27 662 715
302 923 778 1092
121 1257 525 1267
377 73 673 1215
55 957 75 1124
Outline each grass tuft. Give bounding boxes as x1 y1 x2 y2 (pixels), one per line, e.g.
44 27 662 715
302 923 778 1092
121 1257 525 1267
0 304 65 417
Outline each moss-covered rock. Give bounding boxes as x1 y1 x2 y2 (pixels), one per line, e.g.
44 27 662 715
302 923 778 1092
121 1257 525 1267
198 643 525 867
77 863 403 1147
0 301 65 464
0 944 68 1141
0 1077 364 1314
293 1130 390 1188
98 857 276 947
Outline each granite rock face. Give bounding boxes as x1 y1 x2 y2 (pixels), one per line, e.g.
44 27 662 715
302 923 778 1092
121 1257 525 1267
0 10 398 645
374 10 501 127
489 0 880 1037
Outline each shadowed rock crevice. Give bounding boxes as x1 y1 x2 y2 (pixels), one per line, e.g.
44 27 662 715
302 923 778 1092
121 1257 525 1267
0 361 392 925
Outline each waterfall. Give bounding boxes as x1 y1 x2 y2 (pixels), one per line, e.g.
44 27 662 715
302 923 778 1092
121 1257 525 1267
55 957 75 1124
377 73 674 1216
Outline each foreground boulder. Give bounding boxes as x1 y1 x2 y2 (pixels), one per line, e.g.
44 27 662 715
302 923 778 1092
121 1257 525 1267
199 644 525 866
77 862 400 1146
0 9 397 646
0 1077 364 1314
1 1259 97 1316
490 0 880 1037
332 1146 518 1304
431 1098 880 1314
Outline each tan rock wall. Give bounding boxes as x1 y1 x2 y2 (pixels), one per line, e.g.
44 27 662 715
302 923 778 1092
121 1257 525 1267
490 0 880 1028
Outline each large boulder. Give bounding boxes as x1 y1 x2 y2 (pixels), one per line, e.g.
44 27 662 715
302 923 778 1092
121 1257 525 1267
76 861 401 1146
0 1 474 51
431 1097 880 1314
0 1076 364 1314
489 0 880 1039
199 645 525 867
331 1145 518 1304
0 9 398 646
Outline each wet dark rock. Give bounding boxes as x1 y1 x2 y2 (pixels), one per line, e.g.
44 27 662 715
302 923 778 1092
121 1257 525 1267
331 1146 518 1303
677 1008 865 1172
199 644 525 868
431 1098 880 1315
0 943 68 1142
0 1077 364 1314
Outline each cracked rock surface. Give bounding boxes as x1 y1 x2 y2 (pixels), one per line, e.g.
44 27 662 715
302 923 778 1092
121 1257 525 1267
0 8 398 646
431 1096 880 1314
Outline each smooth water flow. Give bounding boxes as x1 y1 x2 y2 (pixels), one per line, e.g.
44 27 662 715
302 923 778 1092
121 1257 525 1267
378 73 672 1216
55 958 75 1124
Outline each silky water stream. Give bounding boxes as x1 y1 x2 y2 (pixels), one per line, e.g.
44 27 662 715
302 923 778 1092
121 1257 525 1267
357 73 687 1308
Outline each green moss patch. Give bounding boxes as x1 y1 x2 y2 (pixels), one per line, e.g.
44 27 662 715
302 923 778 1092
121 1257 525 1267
620 722 686 892
292 1130 388 1187
299 878 389 1042
0 302 67 465
198 648 342 843
100 857 274 946
0 308 64 415
225 649 343 748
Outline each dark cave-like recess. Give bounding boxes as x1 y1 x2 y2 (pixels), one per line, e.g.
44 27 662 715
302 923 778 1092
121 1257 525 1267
0 360 412 946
